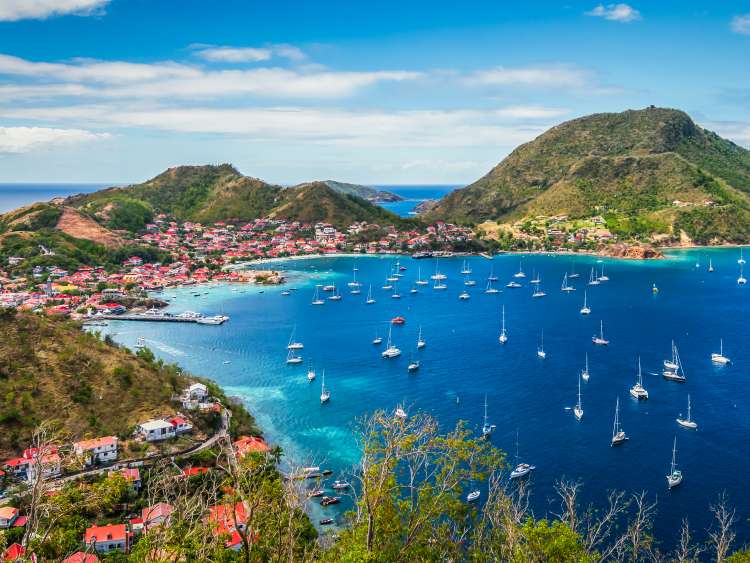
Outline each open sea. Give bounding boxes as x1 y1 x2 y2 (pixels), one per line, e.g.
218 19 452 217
0 184 110 213
98 250 750 547
376 185 457 216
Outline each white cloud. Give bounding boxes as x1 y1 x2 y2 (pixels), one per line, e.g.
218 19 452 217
494 105 570 119
585 3 641 23
195 44 306 63
731 14 750 35
0 0 109 21
702 120 750 147
467 65 589 89
0 126 110 153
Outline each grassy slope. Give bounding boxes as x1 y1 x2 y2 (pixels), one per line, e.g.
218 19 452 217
0 311 257 458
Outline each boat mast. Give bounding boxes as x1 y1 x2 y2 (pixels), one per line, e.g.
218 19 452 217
613 397 620 439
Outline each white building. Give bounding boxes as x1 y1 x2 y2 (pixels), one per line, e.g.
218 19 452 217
138 419 176 442
187 382 208 400
74 436 119 466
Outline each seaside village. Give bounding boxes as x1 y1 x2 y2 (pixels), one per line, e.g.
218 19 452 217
0 215 478 316
0 381 273 560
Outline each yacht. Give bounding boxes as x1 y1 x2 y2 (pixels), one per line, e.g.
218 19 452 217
739 248 746 265
487 266 499 282
430 259 447 281
597 265 610 282
573 374 584 421
373 331 383 345
407 357 420 372
328 285 342 301
561 272 575 292
366 285 376 305
286 348 303 365
663 341 686 382
382 325 401 359
416 326 426 349
580 291 591 315
320 371 330 404
510 431 535 479
530 270 541 285
459 291 470 300
611 397 628 446
537 331 546 359
531 282 546 298
307 364 316 382
415 267 429 285
498 305 508 344
738 264 747 285
485 279 500 294
592 320 609 345
711 339 731 364
312 285 325 306
481 395 496 437
287 326 304 350
676 394 698 429
466 489 481 502
513 262 526 278
332 480 351 490
666 436 683 489
506 280 522 289
629 357 648 400
568 263 580 279
588 267 601 286
460 260 472 275
581 353 590 381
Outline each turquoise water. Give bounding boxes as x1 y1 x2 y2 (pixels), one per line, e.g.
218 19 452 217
376 185 457 216
101 250 750 544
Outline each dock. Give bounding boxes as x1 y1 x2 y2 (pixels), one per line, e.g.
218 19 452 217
98 313 228 324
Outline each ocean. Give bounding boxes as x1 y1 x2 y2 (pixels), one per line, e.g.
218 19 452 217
0 184 111 213
376 185 458 216
98 250 750 546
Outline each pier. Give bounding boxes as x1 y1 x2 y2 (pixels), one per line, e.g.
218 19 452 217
97 313 228 324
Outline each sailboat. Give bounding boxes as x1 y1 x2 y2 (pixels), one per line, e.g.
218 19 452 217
366 285 376 304
666 436 683 489
407 354 420 372
532 282 546 298
328 284 342 301
459 290 470 300
430 258 447 281
537 331 546 359
708 258 714 272
739 248 746 265
287 326 304 350
592 320 609 345
460 260 472 275
611 397 628 445
415 266 428 285
506 280 522 288
573 373 583 420
464 275 477 287
561 272 575 292
135 337 145 349
676 394 698 429
307 363 316 382
663 341 686 382
513 262 526 278
416 326 426 349
484 278 500 294
597 265 609 282
530 270 541 285
286 348 303 365
320 371 330 404
481 395 496 437
391 284 401 299
629 357 648 400
487 265 499 282
510 430 535 479
498 305 508 344
711 339 731 364
312 285 325 305
373 330 383 345
347 266 361 288
568 263 580 279
738 264 747 285
581 353 590 381
382 324 401 358
580 291 591 315
588 267 600 285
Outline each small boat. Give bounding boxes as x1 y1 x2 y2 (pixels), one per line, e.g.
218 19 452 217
466 490 481 502
332 480 350 490
433 280 447 290
287 326 304 350
481 394 496 437
382 282 393 290
322 285 335 292
410 286 418 294
464 278 477 287
580 291 591 315
281 290 290 296
328 285 342 301
321 496 341 506
592 320 609 345
366 285 376 304
391 288 401 299
347 266 361 288
498 305 508 344
561 272 575 292
416 326 426 349
537 331 546 359
573 373 584 421
350 287 361 295
611 397 628 446
588 267 601 286
663 342 686 382
223 360 231 365
597 265 609 282
321 469 333 476
320 371 331 404
568 263 580 279
506 281 522 288
666 437 683 489
307 364 316 382
309 489 325 498
372 332 383 345
676 394 698 429
652 283 659 294
484 279 500 294
708 258 714 272
430 258 447 281
711 339 731 364
513 262 526 278
738 264 747 285
629 357 648 400
459 291 470 300
312 286 325 306
319 518 334 525
391 316 405 325
382 325 401 359
510 431 535 479
135 337 145 349
487 266 499 282
739 248 746 265
581 353 590 381
530 270 541 285
531 282 546 298
286 348 303 365
407 358 420 372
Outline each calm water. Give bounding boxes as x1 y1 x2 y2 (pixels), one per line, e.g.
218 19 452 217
376 185 457 216
0 184 111 213
100 249 750 546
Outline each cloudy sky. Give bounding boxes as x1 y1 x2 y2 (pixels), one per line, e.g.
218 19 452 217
0 0 748 184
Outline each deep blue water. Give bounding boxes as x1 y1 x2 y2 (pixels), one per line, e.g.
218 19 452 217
376 185 457 216
0 184 112 213
100 249 750 547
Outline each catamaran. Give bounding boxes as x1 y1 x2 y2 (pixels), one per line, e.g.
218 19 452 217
611 397 628 445
629 357 648 400
561 272 575 292
481 394 496 437
592 320 609 345
417 326 426 349
312 285 325 305
366 285 376 304
574 373 584 420
597 265 609 282
320 371 330 404
513 262 526 278
328 284 342 301
485 278 500 294
532 282 546 298
506 280 522 288
287 326 304 350
530 270 541 285
588 267 601 285
510 430 535 479
382 324 401 358
738 264 747 285
416 267 429 285
498 305 508 344
286 348 303 365
459 290 470 300
711 339 731 364
581 353 590 381
537 331 546 359
676 394 698 429
461 260 472 275
666 436 683 489
580 290 591 315
663 341 686 382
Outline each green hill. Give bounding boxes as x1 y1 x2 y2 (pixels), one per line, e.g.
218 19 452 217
318 180 403 202
71 164 408 230
0 311 257 458
429 107 750 243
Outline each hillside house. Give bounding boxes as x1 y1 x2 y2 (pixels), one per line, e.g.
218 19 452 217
138 419 176 442
84 523 131 554
74 436 118 466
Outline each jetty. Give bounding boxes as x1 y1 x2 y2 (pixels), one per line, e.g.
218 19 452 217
97 311 228 324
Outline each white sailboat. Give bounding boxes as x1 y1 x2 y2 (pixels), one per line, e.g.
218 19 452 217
391 284 401 299
530 270 541 285
373 330 383 345
510 430 535 479
580 290 591 315
663 341 686 382
484 278 500 294
711 339 731 364
588 267 601 286
537 330 546 359
663 340 679 370
676 394 698 429
459 290 470 300
135 337 145 349
666 436 683 489
708 258 714 272
307 363 316 382
738 264 747 285
568 263 580 279
328 284 342 301
320 371 330 404
739 248 746 265
592 320 609 345
286 348 303 365
532 282 546 298
629 357 648 400
561 272 575 292
487 265 499 282
598 265 610 282
415 266 428 285
506 280 522 288
312 285 325 305
513 262 526 278
611 397 628 445
407 355 420 372
581 353 590 381
382 324 401 358
498 305 508 344
460 259 472 275
347 266 361 287
430 258 447 281
466 489 481 502
416 326 426 349
481 394 496 437
287 326 304 350
366 285 376 304
573 373 583 420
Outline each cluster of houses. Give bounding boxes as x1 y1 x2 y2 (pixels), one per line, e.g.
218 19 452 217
510 214 616 247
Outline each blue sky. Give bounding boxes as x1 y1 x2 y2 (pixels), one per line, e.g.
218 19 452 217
0 0 748 184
